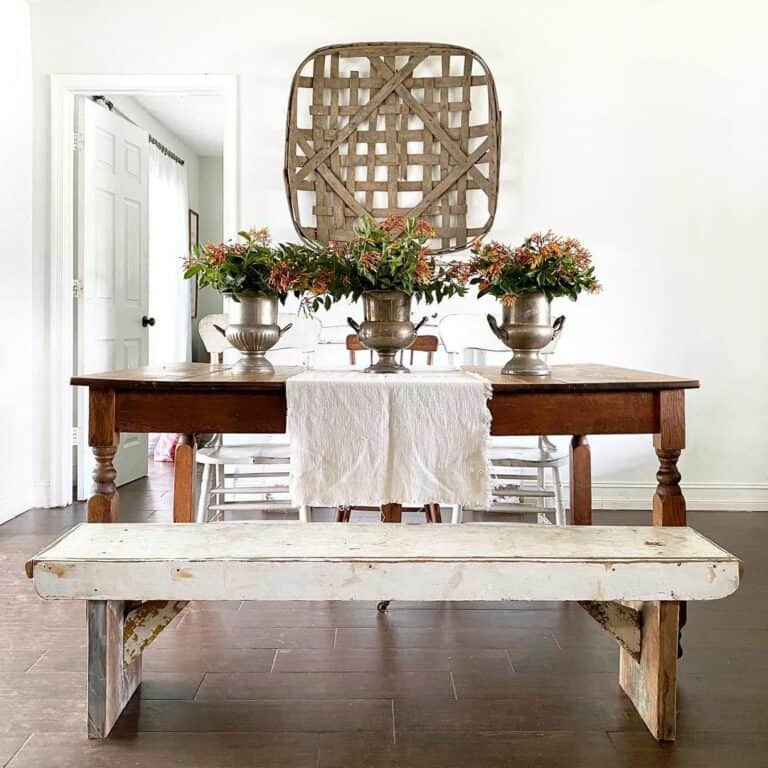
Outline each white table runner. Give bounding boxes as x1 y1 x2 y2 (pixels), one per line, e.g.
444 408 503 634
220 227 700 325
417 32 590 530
286 370 493 507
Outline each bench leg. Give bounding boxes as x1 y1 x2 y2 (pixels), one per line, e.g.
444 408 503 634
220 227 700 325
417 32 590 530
619 600 679 742
88 600 141 739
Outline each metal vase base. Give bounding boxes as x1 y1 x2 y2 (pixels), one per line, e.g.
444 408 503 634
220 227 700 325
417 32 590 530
501 350 550 376
365 352 409 374
232 352 275 375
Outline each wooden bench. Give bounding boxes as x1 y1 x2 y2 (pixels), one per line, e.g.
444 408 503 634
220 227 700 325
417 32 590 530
26 522 741 741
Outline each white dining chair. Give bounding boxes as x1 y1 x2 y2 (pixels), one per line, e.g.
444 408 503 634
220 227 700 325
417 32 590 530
195 311 322 523
438 313 568 525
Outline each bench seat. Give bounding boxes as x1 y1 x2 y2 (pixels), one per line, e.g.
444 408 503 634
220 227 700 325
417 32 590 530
25 522 742 742
28 522 741 603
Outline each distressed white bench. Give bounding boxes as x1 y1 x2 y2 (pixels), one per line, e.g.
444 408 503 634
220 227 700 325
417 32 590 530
26 522 741 742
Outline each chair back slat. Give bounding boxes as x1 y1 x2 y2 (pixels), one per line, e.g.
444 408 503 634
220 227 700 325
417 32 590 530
346 334 439 366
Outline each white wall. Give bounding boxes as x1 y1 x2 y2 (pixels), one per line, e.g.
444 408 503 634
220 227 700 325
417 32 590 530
0 0 41 521
27 0 768 511
193 156 224 361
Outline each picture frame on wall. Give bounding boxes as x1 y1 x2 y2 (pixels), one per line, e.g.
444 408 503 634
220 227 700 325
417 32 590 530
188 209 200 318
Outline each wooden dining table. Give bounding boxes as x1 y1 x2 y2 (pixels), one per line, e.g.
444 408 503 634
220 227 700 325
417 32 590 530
72 363 699 530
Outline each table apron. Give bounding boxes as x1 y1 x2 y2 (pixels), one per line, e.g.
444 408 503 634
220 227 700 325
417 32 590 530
115 391 288 434
490 391 660 435
112 389 660 436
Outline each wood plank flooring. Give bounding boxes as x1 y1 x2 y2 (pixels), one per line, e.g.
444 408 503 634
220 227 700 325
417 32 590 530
1 461 766 766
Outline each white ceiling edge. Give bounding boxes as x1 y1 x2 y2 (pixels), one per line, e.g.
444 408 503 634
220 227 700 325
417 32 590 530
131 93 225 157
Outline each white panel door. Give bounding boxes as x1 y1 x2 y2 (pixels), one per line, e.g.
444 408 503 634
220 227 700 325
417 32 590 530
76 98 150 499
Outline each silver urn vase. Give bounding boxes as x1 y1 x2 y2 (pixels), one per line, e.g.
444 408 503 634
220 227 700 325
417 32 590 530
487 292 562 376
347 290 427 374
225 295 292 374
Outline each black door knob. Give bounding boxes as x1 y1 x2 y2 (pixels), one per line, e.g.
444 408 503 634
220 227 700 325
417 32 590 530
142 315 156 327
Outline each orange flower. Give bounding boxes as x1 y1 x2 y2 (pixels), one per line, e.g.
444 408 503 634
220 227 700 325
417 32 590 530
379 216 407 234
446 260 474 284
414 255 433 283
413 219 436 238
328 239 347 254
500 293 518 306
485 259 506 278
203 243 227 265
359 250 381 272
310 269 333 296
268 261 299 293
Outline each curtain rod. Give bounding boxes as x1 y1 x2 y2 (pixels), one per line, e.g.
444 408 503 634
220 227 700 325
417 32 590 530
91 95 185 167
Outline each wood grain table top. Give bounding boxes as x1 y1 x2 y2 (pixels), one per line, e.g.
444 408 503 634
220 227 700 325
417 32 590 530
71 363 700 393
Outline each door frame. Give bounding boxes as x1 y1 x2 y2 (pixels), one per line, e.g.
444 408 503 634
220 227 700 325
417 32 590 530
49 73 239 507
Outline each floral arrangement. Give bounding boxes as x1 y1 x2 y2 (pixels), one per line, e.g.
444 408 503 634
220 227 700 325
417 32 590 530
470 230 601 304
183 227 320 302
308 216 471 310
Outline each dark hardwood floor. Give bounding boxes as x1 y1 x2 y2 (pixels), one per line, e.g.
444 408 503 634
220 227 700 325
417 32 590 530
1 462 766 766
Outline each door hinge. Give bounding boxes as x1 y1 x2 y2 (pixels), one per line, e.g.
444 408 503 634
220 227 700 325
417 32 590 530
73 131 84 152
72 426 80 446
72 279 83 299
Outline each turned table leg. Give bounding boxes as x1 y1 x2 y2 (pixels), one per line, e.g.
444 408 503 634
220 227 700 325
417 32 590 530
653 390 687 527
173 433 197 523
569 435 592 525
88 389 120 523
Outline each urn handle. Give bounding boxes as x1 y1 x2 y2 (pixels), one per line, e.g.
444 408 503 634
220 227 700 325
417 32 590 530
551 315 566 341
347 317 361 333
413 316 428 334
487 314 504 341
278 322 293 338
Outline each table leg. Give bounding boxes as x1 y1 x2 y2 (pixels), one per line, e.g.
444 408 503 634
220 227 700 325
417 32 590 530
380 503 402 523
569 435 592 525
336 506 352 523
652 390 687 655
653 390 686 527
173 433 197 523
88 389 120 523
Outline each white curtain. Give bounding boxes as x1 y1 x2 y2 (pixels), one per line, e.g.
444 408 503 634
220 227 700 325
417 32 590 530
148 143 191 365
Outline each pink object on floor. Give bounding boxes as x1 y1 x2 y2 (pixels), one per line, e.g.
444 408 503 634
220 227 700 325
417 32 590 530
153 433 179 462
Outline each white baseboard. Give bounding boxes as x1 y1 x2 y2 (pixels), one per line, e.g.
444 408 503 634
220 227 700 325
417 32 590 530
567 481 768 512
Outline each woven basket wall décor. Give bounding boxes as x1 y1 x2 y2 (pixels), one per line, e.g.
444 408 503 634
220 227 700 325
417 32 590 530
284 42 501 254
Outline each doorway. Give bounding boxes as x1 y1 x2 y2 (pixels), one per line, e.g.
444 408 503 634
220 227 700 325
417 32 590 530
50 75 238 507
